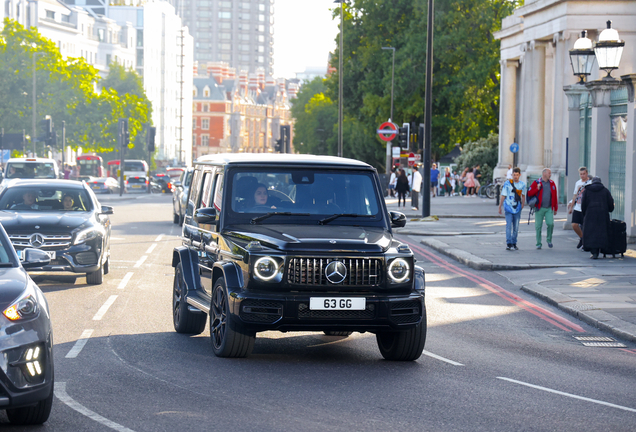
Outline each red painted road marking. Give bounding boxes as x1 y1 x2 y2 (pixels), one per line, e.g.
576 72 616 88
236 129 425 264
403 239 585 333
619 349 636 355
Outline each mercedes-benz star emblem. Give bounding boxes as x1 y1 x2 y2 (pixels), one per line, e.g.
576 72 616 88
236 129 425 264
330 240 336 244
325 261 347 284
29 233 44 248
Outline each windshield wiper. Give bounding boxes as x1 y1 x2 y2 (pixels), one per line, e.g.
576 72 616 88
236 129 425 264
250 212 310 224
0 263 14 267
318 214 375 225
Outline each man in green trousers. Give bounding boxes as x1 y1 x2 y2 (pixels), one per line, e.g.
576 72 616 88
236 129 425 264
527 168 558 249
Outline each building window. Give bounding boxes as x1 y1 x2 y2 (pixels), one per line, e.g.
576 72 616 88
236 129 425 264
219 22 231 29
193 118 197 129
45 10 54 19
204 87 210 97
193 135 197 146
259 14 265 21
239 44 250 52
258 25 265 32
241 2 250 9
203 104 209 112
219 11 231 19
219 43 231 50
137 29 143 47
220 32 231 40
202 135 209 146
202 119 209 130
136 9 143 27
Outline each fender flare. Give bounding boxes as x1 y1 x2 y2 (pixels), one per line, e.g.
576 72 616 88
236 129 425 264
212 261 244 316
414 265 425 294
172 246 201 293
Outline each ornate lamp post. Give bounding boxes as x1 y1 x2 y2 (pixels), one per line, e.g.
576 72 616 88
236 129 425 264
569 30 596 84
594 20 625 79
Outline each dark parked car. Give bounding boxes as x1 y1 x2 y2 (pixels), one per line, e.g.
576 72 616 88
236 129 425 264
172 167 193 225
0 223 54 425
151 173 171 193
172 154 426 360
87 177 121 194
0 179 113 284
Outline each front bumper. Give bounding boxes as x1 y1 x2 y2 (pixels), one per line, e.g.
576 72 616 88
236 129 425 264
17 242 103 274
227 289 424 332
0 315 53 410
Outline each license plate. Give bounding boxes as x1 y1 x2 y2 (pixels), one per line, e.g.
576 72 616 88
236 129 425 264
91 185 101 189
17 250 55 260
310 297 366 310
132 185 141 188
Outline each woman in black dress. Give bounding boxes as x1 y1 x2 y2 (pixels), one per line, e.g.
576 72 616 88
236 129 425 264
395 169 410 208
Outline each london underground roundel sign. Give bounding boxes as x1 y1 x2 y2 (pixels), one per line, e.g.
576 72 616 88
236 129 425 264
377 122 398 142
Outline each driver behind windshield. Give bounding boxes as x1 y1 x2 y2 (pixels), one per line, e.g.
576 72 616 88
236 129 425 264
250 183 276 210
11 191 39 210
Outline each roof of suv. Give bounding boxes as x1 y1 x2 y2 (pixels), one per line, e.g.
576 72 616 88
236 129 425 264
1 179 86 189
195 153 373 169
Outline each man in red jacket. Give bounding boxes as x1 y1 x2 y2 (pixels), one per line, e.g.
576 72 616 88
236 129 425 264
527 168 558 249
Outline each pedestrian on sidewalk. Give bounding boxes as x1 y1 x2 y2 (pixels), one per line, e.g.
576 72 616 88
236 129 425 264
395 168 410 208
463 167 476 196
527 168 558 249
506 164 513 180
388 166 397 197
567 166 592 250
430 163 440 197
581 177 614 259
498 167 525 250
473 165 482 195
460 167 468 196
411 165 422 210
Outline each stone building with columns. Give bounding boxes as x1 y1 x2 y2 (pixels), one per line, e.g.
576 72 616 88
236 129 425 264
494 0 636 241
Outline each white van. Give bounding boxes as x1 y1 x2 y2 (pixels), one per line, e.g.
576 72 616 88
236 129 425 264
3 158 60 181
123 159 149 193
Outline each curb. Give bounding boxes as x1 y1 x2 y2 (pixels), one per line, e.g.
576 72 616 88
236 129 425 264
419 238 588 271
396 231 497 237
521 282 636 343
395 213 505 219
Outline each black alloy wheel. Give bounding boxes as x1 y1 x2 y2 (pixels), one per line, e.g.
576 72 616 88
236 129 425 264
173 263 206 334
210 278 255 358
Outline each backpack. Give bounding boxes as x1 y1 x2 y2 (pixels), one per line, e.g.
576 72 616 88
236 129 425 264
527 180 539 209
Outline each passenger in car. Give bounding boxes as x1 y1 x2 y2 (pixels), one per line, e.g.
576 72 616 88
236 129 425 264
62 194 77 211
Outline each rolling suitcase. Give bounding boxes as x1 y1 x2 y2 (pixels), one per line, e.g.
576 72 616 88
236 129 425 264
602 219 627 258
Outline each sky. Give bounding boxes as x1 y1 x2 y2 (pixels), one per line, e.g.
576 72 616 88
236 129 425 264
273 0 340 79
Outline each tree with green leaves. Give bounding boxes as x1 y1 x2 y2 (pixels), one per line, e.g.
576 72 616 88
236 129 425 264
291 0 519 171
0 19 150 156
453 133 499 184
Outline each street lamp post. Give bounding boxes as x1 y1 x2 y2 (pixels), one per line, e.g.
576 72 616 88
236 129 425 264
334 0 344 157
594 20 625 80
422 0 434 218
382 46 395 174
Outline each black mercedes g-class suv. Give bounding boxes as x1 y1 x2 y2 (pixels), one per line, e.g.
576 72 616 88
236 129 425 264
172 154 426 360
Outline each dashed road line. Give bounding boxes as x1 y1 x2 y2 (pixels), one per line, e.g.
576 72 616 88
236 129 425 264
65 330 94 359
117 272 134 290
423 350 464 366
497 377 636 413
154 234 164 242
145 243 157 254
133 256 147 268
93 295 118 321
55 382 136 432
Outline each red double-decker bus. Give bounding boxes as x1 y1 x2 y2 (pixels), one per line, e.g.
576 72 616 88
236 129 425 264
77 154 105 178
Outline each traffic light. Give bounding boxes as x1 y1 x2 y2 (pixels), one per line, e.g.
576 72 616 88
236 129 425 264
147 126 156 152
274 138 282 153
281 125 290 153
40 118 52 145
398 123 409 148
118 119 129 153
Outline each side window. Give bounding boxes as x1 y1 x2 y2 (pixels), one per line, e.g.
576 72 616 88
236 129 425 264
213 172 224 211
186 169 202 217
198 170 216 209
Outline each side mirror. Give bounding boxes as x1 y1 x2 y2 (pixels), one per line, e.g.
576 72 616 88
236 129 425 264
173 181 182 188
101 205 114 215
389 211 407 228
194 207 217 225
21 248 51 269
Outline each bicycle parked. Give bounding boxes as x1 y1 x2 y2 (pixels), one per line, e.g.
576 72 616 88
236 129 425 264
478 177 507 199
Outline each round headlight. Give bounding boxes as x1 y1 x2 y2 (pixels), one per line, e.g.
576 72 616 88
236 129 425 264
388 258 410 283
254 257 278 281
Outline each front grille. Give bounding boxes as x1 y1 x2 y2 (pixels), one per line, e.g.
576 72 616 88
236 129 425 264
287 258 382 286
298 303 376 319
10 233 72 249
389 300 421 325
75 252 97 265
240 300 283 323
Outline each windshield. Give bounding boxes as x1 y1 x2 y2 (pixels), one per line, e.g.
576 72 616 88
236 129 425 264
124 161 147 172
78 159 102 177
229 169 381 224
0 186 93 212
5 162 56 179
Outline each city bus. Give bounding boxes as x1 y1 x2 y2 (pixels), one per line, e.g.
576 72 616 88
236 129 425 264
77 154 105 178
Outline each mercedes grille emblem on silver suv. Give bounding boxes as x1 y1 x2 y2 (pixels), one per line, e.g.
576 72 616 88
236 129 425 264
325 261 347 284
29 233 44 248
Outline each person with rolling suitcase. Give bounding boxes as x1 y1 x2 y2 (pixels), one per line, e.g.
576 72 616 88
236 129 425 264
581 177 615 259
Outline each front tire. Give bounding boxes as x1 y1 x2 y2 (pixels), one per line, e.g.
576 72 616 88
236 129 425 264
210 278 255 358
86 265 103 285
173 263 206 334
103 256 110 275
7 382 53 425
173 212 180 224
376 308 427 361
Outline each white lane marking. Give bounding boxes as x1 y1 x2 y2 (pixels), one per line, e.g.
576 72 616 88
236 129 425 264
55 382 136 432
65 329 94 359
423 350 464 366
110 237 126 241
93 295 118 321
117 272 134 290
133 256 147 268
497 377 636 413
154 234 164 242
145 244 157 254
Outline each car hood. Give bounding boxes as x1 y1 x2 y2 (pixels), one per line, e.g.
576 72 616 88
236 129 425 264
225 224 392 253
0 211 91 232
0 267 28 310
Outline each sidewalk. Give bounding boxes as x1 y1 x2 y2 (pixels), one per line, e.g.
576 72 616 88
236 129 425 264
389 193 636 343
